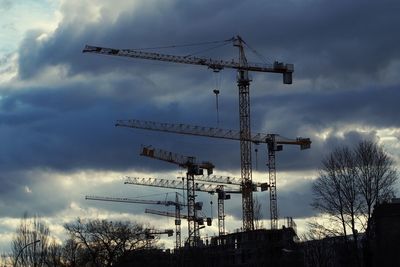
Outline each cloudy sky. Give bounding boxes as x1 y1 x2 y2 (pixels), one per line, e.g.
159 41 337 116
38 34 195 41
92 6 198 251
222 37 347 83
1 0 400 250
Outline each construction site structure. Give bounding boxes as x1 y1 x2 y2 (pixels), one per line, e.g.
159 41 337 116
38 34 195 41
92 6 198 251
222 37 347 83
83 35 294 231
124 176 241 194
117 119 311 229
178 174 267 189
145 208 211 228
143 228 174 249
124 176 247 237
140 146 215 247
139 147 258 242
144 228 174 239
85 194 183 249
175 174 268 236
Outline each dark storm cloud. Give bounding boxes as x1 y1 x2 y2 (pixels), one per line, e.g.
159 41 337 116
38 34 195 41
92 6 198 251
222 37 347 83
0 80 242 178
253 85 400 133
247 83 398 171
11 0 400 174
1 82 397 175
0 85 184 172
278 180 315 218
17 0 400 86
2 0 400 220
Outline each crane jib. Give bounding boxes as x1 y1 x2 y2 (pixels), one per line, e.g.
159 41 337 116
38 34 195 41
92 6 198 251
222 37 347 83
83 45 293 77
115 119 311 149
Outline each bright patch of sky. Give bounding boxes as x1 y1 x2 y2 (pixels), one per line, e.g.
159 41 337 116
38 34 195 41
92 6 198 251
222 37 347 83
0 0 60 55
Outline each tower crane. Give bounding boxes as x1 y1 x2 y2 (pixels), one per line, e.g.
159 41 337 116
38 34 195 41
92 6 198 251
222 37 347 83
177 174 268 235
144 190 227 239
85 195 182 207
183 173 268 236
124 176 241 194
145 208 189 220
124 176 245 237
141 145 214 176
117 119 311 229
179 174 268 192
143 228 174 249
83 35 293 231
144 228 174 239
144 209 210 226
144 209 211 247
140 145 214 247
85 194 183 249
139 146 266 235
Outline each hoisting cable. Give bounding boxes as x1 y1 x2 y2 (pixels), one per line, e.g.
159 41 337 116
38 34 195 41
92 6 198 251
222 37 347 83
209 193 214 220
132 192 171 200
243 41 274 65
183 41 233 58
181 176 186 206
131 37 234 51
254 146 259 171
213 76 220 127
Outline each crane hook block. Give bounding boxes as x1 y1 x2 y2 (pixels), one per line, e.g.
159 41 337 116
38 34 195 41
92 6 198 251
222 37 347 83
283 73 292 84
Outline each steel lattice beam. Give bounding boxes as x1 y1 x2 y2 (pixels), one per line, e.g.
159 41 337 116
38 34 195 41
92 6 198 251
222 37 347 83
238 74 254 231
268 138 278 230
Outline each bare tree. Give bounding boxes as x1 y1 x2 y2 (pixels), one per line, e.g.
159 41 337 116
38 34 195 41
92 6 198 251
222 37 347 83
11 213 51 267
355 140 397 226
312 140 398 267
0 252 12 267
46 240 63 267
64 218 152 267
312 146 361 265
61 237 87 267
312 146 360 241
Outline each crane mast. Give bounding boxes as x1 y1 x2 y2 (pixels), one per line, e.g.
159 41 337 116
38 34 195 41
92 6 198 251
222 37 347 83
215 185 229 236
83 36 295 231
234 36 254 230
268 136 279 230
85 194 183 249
